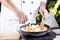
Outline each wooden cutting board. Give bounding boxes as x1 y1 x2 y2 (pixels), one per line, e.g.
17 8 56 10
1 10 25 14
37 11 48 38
0 32 20 40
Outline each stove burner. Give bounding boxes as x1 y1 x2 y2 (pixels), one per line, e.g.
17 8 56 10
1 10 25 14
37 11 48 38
19 31 56 40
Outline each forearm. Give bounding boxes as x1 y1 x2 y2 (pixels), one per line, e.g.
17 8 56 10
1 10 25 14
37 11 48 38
39 0 49 16
40 1 46 8
1 0 20 13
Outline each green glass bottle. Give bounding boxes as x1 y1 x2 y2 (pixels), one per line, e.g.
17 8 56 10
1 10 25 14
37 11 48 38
36 12 42 24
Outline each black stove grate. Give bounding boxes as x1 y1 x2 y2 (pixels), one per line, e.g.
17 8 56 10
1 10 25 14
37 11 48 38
19 31 56 40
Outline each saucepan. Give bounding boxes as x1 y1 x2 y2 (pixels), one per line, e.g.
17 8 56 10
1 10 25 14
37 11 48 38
20 23 50 38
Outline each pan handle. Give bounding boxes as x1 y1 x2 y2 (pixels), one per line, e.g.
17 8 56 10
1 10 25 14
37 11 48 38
50 27 60 30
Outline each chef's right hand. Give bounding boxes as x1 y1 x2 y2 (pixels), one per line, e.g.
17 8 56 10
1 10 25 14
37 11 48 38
16 10 28 24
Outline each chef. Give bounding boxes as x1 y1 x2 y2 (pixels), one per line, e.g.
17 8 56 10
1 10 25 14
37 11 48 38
0 0 59 32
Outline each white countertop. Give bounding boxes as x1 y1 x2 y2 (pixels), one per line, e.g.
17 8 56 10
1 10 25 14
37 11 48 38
53 29 60 40
54 35 60 40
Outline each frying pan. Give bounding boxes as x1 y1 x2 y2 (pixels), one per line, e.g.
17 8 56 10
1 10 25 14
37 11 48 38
20 23 50 37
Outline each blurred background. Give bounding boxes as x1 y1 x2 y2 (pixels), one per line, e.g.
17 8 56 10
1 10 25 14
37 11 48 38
0 0 60 26
36 0 60 26
46 0 60 26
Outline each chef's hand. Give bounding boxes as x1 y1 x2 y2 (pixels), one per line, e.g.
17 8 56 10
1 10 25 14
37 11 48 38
39 7 48 16
16 10 28 24
39 6 48 25
39 1 48 16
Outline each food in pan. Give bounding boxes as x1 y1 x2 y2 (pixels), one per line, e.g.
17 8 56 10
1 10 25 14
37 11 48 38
21 24 48 32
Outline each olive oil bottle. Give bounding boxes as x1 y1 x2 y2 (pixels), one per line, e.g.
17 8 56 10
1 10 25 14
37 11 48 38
36 12 42 24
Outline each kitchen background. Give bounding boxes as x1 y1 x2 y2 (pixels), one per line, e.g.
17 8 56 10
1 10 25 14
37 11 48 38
37 0 60 26
0 0 60 26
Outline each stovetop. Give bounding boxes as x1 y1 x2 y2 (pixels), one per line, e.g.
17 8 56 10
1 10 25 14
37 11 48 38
20 27 60 40
19 31 56 40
